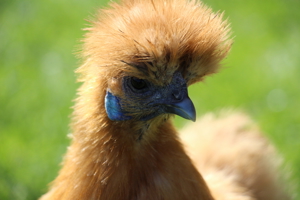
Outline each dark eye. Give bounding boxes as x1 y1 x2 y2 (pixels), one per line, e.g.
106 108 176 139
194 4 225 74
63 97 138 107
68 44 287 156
130 77 147 90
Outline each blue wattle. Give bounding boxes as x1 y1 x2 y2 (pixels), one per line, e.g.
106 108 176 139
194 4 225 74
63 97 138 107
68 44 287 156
105 91 132 121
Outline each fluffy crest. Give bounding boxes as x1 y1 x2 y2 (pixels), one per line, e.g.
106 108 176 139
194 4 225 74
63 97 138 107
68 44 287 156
79 0 232 86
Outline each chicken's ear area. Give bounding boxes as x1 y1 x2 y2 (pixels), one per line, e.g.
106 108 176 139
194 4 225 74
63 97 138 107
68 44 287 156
105 91 132 121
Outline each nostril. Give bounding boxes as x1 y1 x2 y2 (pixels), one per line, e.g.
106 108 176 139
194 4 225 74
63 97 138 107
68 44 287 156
172 90 181 100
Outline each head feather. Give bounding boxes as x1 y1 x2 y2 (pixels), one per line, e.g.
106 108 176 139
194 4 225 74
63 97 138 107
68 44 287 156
79 0 232 86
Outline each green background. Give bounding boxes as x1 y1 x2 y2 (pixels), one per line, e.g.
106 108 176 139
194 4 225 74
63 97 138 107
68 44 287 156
1 0 299 199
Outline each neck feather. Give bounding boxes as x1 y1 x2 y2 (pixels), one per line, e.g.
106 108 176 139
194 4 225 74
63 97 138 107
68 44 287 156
43 89 213 200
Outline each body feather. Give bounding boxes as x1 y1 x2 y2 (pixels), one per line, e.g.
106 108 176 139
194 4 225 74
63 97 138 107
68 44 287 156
40 0 290 199
181 111 291 200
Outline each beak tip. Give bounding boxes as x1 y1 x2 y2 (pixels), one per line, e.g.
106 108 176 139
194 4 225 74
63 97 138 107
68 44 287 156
187 110 196 122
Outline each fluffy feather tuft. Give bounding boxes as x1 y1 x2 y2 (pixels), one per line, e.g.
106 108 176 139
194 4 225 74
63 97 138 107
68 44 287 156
181 111 291 200
80 0 232 87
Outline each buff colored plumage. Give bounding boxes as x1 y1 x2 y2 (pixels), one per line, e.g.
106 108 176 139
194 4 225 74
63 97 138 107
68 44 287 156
40 0 290 199
181 111 290 200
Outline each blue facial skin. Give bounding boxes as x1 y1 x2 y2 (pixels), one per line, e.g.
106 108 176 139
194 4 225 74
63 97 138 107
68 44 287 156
105 91 132 121
104 72 196 122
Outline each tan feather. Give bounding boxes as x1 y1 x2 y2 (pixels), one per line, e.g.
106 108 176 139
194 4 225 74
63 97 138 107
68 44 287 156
40 0 290 200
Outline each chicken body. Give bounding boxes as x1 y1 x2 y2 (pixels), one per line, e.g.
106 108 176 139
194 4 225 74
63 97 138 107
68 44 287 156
40 0 290 199
181 111 290 200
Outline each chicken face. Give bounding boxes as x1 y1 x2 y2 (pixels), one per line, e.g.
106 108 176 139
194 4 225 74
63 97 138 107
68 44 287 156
80 0 231 125
105 71 196 122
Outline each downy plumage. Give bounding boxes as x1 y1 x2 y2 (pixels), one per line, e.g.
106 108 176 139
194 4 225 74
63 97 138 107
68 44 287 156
40 0 290 199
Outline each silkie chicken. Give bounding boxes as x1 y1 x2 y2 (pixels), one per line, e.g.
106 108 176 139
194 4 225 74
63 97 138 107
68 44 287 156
40 0 291 199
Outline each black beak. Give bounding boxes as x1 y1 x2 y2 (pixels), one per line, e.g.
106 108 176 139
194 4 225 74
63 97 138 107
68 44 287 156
164 93 196 122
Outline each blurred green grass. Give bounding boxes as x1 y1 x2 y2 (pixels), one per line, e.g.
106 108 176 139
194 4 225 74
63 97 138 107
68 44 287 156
1 0 299 199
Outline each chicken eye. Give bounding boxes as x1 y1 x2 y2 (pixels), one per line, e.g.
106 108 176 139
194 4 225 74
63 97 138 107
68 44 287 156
130 77 147 90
